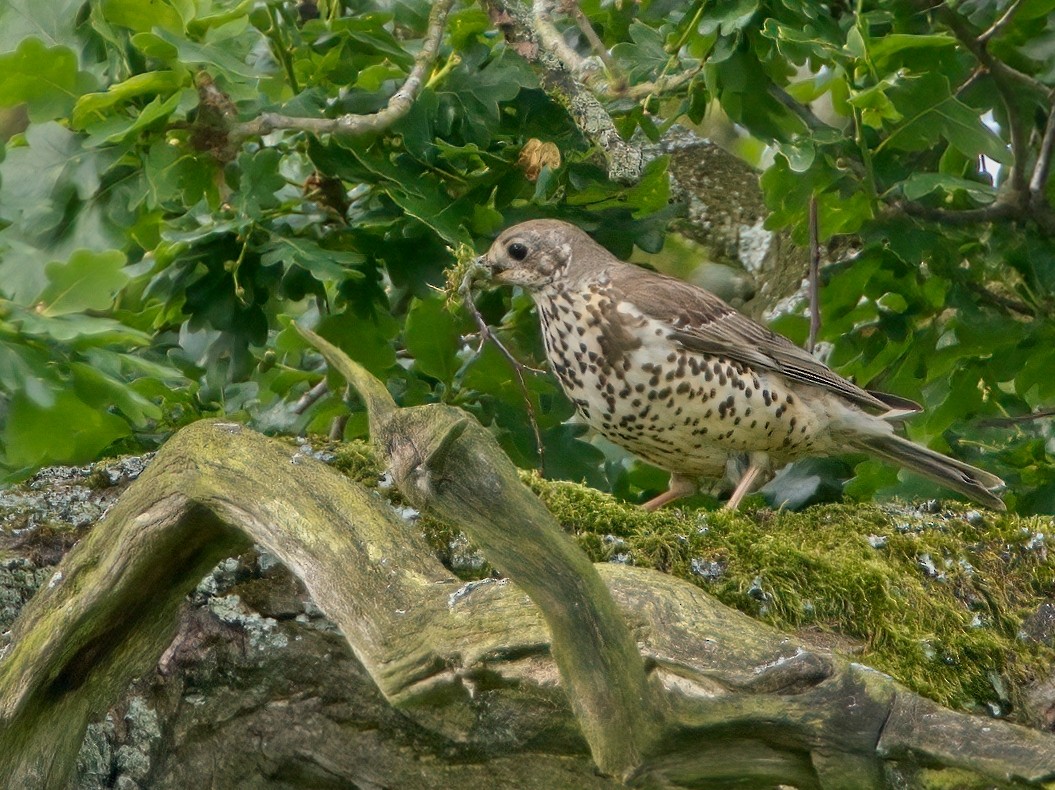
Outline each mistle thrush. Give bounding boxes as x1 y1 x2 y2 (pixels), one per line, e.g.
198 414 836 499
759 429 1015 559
479 219 1005 511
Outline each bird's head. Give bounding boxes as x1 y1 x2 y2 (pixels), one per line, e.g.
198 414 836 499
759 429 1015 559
478 219 603 291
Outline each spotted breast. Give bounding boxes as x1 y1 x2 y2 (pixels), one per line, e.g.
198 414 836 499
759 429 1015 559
479 219 1006 512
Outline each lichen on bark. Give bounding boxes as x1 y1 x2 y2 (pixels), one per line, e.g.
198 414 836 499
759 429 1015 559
1 344 1055 788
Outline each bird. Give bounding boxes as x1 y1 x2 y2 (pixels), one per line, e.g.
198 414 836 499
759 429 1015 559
477 219 1006 512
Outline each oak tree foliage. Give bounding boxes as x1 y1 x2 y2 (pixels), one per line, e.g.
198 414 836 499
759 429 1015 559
1 0 1053 512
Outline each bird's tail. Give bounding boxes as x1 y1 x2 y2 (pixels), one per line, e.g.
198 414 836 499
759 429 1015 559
849 433 1006 511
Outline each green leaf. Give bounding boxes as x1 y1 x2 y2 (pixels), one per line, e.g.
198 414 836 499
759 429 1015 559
354 62 406 91
72 362 163 424
0 0 84 52
100 0 185 33
38 249 130 316
867 33 957 65
878 73 1012 164
900 172 997 204
3 389 131 471
0 39 93 121
626 155 671 218
152 28 259 79
876 292 908 313
259 236 366 282
130 32 180 61
16 311 150 344
611 21 669 81
848 76 903 129
233 148 287 213
404 296 462 384
91 91 184 143
0 341 58 404
0 122 121 247
72 71 186 129
698 0 758 35
316 308 398 377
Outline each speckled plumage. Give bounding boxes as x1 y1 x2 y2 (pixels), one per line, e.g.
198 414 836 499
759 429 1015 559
480 219 1005 511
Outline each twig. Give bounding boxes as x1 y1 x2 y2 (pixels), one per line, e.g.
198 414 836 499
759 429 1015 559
767 84 831 132
965 281 1035 317
293 379 329 414
625 67 702 101
1029 96 1055 205
807 197 821 353
329 412 350 440
953 65 986 98
977 408 1055 427
485 0 642 182
459 268 547 469
532 0 599 84
567 2 626 92
896 198 1019 225
919 1 1044 196
232 0 454 141
978 0 1025 44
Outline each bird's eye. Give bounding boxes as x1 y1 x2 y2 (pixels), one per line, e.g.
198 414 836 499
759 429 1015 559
507 242 529 261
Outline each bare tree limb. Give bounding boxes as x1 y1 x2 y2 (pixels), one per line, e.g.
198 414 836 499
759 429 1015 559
292 379 328 415
966 280 1036 317
231 0 454 141
529 0 696 102
7 412 1055 785
896 198 1020 226
531 0 600 85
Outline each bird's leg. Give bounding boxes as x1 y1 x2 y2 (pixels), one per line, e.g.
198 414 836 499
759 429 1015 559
724 460 765 511
641 473 697 511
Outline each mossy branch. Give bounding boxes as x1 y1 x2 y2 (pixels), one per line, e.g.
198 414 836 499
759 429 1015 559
2 415 1055 784
298 323 665 776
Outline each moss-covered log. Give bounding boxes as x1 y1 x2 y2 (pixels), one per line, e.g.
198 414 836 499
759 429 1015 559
1 334 1055 787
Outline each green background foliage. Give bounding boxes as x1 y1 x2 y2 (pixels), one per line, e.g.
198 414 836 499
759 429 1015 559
0 0 1053 513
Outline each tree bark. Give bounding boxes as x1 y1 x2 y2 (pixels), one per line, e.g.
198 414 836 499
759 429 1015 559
2 338 1055 788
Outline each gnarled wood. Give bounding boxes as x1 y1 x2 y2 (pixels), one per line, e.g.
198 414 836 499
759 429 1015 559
2 349 1055 787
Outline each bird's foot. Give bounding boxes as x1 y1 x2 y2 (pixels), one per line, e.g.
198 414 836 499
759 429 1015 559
641 473 698 511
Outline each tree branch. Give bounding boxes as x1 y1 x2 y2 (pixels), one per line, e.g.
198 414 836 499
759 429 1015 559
768 83 832 133
232 0 454 141
484 0 642 182
966 280 1036 317
531 0 600 85
292 379 328 415
977 408 1055 427
1029 96 1055 206
6 416 1055 786
895 198 1020 226
920 1 1044 196
977 0 1026 45
567 1 626 92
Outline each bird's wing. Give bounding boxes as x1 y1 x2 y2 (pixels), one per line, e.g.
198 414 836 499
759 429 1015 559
608 264 921 415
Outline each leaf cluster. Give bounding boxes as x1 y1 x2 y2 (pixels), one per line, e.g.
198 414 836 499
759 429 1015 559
0 0 1052 512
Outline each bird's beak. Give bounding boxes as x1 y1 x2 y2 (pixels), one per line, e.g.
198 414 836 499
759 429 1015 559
475 252 505 279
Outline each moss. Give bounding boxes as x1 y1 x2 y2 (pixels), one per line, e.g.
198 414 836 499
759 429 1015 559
524 475 1055 718
328 439 493 580
324 445 1055 718
329 440 385 486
